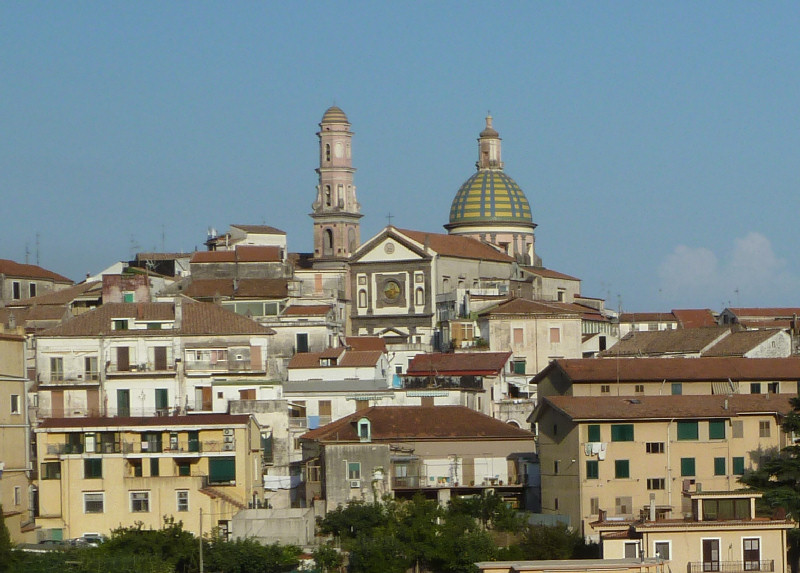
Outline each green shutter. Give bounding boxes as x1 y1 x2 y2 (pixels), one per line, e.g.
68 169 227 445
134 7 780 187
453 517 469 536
671 383 682 395
714 457 726 475
615 460 630 479
709 420 725 440
677 421 699 440
586 460 599 479
587 425 601 442
611 424 634 442
209 457 236 484
681 457 696 476
733 457 745 475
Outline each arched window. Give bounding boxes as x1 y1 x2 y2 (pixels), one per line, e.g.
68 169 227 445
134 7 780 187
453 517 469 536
323 229 334 256
415 287 424 306
443 278 451 291
325 185 331 207
325 144 331 162
358 290 367 308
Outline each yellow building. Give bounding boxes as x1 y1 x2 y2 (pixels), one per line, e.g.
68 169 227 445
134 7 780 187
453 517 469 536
594 490 791 573
0 330 35 543
35 413 264 541
477 558 666 573
532 394 789 539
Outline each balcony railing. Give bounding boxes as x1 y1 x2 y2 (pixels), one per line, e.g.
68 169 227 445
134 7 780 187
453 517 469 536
688 561 774 573
289 417 308 429
121 440 230 455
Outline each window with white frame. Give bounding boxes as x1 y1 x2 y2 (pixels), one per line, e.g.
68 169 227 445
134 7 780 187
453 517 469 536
348 462 361 480
130 491 150 512
177 490 189 512
13 486 21 506
50 357 64 381
84 492 104 514
654 541 670 560
10 394 20 414
358 290 367 308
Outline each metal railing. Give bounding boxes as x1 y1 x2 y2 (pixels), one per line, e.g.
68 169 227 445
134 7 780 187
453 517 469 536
688 561 774 573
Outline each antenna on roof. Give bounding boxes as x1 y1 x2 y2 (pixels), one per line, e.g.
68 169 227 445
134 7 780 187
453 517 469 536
36 232 40 266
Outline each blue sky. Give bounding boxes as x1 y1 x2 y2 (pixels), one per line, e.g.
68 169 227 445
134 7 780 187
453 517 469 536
3 2 799 312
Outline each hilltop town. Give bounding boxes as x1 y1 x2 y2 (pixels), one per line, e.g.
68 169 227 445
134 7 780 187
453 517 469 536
1 108 797 572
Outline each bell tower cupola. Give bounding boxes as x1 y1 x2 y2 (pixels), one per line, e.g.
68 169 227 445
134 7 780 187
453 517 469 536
311 106 362 267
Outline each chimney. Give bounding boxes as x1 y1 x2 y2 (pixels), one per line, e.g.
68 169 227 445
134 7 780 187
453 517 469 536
174 298 183 328
649 493 656 521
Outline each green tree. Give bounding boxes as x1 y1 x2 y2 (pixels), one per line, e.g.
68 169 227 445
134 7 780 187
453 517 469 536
313 543 344 573
204 538 301 573
317 500 388 543
513 523 599 561
0 504 13 573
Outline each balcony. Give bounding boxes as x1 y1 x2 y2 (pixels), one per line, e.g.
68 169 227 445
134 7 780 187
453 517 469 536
121 439 230 455
688 562 774 573
289 417 307 429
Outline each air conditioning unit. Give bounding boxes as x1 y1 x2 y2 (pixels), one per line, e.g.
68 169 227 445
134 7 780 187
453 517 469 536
349 479 361 489
223 428 234 436
222 443 235 451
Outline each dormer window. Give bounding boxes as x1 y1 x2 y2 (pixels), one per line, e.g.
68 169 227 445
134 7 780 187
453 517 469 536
358 418 371 442
113 319 129 331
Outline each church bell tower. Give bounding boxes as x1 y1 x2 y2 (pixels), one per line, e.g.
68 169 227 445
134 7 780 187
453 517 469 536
311 106 362 267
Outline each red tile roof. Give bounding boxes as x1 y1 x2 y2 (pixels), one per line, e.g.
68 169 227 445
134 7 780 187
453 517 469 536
183 278 288 299
600 326 731 357
302 406 535 442
702 329 784 357
407 352 511 376
287 348 383 369
190 246 282 264
534 357 800 384
0 259 73 283
39 300 275 337
539 393 792 422
481 298 582 317
231 224 286 235
345 336 387 352
37 413 252 429
521 267 580 281
395 228 515 263
9 281 101 307
727 307 800 318
672 308 718 328
135 252 192 261
619 312 677 323
283 305 331 316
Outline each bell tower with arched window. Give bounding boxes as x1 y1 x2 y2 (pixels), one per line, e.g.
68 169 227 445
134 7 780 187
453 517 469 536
311 106 362 267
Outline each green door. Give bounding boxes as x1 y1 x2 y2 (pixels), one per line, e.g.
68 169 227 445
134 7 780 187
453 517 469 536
155 388 168 415
117 389 130 417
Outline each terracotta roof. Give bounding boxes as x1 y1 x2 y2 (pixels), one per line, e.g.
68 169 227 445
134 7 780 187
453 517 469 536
672 308 718 328
37 413 252 430
533 357 800 384
9 281 101 307
601 326 732 357
183 278 288 299
230 224 286 235
619 312 677 323
395 228 515 263
38 300 275 337
538 393 792 422
407 352 511 376
739 320 793 329
287 348 382 369
302 406 535 442
727 307 800 318
283 305 331 316
345 336 387 352
521 266 580 281
481 298 582 317
703 329 785 357
190 246 281 264
23 306 69 321
0 259 72 283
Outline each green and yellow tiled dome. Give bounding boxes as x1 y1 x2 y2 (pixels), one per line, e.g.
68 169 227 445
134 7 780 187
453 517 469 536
448 170 533 225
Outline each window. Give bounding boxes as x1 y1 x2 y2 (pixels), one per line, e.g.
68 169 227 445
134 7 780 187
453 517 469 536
84 459 102 479
10 394 20 414
590 497 600 515
732 420 744 438
714 457 726 475
123 292 134 303
554 460 560 474
624 542 638 558
759 420 771 437
549 328 561 343
12 281 20 300
84 432 97 453
296 333 309 354
358 290 367 308
147 322 162 330
677 421 699 440
84 493 104 514
177 490 189 512
768 382 779 394
85 356 99 381
512 360 526 375
611 424 634 442
150 458 159 477
513 328 524 345
615 496 632 515
130 491 150 513
733 457 745 475
600 385 610 394
647 478 665 490
177 462 191 477
348 462 361 480
635 384 644 394
654 541 671 560
50 357 64 381
646 442 664 454
671 382 682 395
681 457 696 476
709 420 726 440
113 319 129 331
743 538 761 570
703 499 750 520
42 462 61 480
209 457 236 484
13 486 20 506
415 288 424 306
615 460 630 479
29 283 36 298
586 460 599 479
358 419 371 442
587 424 601 442
750 382 762 394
